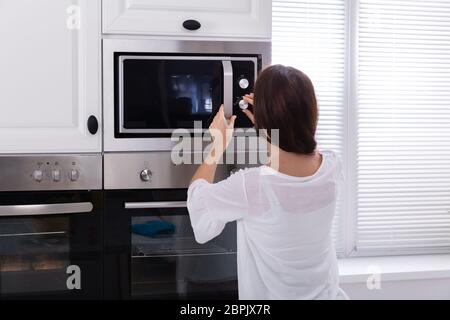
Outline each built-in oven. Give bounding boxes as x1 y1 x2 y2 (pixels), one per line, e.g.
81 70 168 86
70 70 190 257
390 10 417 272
0 155 102 300
103 152 237 300
103 39 271 152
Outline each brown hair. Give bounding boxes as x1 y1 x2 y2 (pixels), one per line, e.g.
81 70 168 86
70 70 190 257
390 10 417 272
253 65 318 154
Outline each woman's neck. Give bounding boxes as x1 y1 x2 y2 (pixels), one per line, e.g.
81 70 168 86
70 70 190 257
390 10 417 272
267 146 323 178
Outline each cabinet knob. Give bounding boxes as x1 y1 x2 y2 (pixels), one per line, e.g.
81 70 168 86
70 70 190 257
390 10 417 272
87 115 99 135
183 19 201 31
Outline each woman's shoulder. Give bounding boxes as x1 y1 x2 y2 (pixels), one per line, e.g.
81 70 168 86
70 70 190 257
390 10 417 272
320 149 338 160
320 149 341 167
319 149 343 182
230 149 342 182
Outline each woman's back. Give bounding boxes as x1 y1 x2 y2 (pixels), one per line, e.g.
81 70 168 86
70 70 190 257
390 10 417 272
187 150 342 299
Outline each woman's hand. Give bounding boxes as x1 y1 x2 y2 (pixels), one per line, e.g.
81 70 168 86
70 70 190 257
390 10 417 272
209 105 237 159
242 93 255 124
191 105 235 183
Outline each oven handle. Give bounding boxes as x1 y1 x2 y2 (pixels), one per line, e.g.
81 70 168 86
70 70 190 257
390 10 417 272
124 201 187 210
222 60 233 118
0 202 94 217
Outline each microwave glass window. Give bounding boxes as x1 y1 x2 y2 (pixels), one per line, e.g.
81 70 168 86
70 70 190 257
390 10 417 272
122 59 223 130
169 75 213 115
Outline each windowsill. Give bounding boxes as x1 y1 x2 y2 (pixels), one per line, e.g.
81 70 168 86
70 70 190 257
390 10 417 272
338 254 450 284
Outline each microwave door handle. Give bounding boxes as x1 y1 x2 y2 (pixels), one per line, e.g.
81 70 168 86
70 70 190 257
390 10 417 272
124 201 187 209
0 202 93 217
222 60 233 118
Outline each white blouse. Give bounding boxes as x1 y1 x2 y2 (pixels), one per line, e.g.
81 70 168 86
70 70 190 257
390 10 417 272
187 150 346 300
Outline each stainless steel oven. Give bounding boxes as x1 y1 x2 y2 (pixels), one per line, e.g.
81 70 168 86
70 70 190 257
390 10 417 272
103 152 237 300
103 39 271 152
0 155 102 299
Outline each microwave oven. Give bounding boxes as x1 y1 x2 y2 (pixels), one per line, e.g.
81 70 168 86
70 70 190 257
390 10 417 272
103 39 271 152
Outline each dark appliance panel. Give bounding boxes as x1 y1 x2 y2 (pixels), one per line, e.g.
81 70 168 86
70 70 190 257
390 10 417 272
104 189 237 300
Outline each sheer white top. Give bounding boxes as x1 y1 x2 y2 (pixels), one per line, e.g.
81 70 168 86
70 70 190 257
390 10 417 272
187 150 344 300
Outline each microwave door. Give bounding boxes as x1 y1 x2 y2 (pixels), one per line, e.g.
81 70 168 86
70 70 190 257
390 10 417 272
119 57 228 134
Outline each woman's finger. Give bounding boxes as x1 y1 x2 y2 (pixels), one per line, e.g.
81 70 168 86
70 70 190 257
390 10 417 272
243 95 254 106
212 105 224 123
242 109 255 124
228 115 237 129
218 104 225 115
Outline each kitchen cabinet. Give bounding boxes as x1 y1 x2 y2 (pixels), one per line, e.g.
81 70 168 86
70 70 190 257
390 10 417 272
0 0 102 153
102 0 272 40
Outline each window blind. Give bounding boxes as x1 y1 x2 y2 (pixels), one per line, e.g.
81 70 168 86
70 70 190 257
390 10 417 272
356 0 450 254
272 0 347 254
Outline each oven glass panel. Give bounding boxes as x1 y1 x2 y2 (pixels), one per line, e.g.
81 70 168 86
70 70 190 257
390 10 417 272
0 216 70 295
0 191 102 299
130 212 237 299
122 59 224 130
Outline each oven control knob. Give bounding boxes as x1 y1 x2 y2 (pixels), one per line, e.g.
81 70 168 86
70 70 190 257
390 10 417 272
140 169 152 182
33 170 43 182
239 99 249 110
52 169 61 182
70 169 79 182
239 78 250 90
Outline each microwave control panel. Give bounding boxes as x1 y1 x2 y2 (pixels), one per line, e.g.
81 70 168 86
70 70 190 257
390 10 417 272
232 60 257 129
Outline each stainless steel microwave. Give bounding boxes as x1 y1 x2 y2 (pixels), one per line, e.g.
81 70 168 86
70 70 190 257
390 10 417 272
103 39 271 152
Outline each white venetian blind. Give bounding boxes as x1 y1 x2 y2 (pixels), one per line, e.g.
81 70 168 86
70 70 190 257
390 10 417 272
356 0 450 253
272 0 347 254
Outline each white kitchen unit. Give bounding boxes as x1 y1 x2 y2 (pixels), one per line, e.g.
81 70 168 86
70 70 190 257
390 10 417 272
102 0 272 40
0 0 102 153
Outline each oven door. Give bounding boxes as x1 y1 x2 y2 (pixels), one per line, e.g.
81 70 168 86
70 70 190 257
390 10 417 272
115 54 257 138
104 190 238 300
0 191 102 300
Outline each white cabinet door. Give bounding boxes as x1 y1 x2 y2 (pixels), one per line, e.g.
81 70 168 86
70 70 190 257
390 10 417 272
103 0 272 40
0 0 101 154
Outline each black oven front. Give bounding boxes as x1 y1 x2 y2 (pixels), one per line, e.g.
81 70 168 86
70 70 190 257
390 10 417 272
104 189 237 300
0 155 103 300
0 191 102 299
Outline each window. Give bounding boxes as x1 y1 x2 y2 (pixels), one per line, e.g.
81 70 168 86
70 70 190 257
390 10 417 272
355 0 450 255
273 0 450 257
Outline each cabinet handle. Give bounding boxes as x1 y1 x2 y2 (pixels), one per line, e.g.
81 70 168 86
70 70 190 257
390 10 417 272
183 19 201 31
87 115 99 135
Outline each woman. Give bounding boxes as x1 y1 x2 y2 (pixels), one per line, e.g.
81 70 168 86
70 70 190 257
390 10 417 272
187 65 345 300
